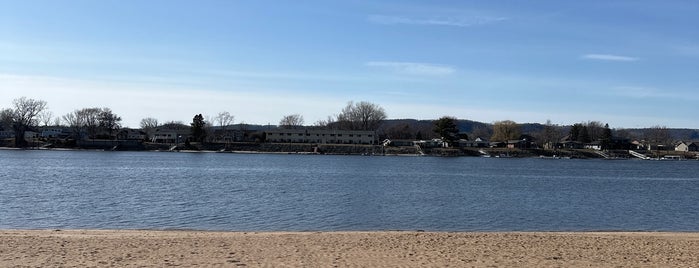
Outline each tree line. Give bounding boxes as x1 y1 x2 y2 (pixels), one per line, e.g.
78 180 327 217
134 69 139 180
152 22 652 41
0 97 388 147
1 96 685 148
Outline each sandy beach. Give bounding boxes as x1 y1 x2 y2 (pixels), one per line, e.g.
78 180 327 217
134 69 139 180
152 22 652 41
1 230 698 267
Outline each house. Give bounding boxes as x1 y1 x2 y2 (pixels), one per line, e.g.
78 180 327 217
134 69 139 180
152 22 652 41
384 139 416 147
40 127 70 139
459 137 489 148
507 139 531 149
675 141 699 152
210 128 245 143
559 141 581 149
585 141 602 151
631 140 645 150
266 129 377 145
117 129 147 141
151 128 191 143
413 139 444 148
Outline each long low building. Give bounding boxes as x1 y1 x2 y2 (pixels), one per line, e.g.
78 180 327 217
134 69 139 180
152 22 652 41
266 129 377 145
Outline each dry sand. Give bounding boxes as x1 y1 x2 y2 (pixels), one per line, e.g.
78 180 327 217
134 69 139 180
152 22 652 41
1 230 698 267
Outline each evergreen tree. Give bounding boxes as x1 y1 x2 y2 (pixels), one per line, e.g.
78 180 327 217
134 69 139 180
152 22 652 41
191 114 207 143
579 126 591 143
601 123 613 150
569 123 581 141
433 116 459 146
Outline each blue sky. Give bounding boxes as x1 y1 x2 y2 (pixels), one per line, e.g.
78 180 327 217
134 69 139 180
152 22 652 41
1 0 698 128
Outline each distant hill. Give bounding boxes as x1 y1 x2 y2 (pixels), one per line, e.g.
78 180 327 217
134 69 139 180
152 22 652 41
380 119 699 141
235 118 698 141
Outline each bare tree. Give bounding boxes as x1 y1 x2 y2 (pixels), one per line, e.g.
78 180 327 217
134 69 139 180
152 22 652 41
470 125 493 140
140 117 160 130
62 111 84 139
314 115 337 129
10 97 47 147
139 117 159 141
215 111 235 129
77 107 102 138
538 120 561 148
585 121 604 141
38 111 53 127
645 125 671 147
160 121 188 130
279 114 304 129
336 101 387 130
490 120 521 142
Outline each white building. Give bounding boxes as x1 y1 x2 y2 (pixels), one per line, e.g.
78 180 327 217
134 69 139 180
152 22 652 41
40 128 69 139
266 129 377 145
150 128 191 143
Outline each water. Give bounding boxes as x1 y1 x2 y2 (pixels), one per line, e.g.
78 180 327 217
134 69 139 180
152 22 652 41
1 150 698 231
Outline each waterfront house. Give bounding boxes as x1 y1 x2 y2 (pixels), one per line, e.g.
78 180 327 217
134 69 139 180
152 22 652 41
151 128 191 143
675 141 699 152
459 137 489 148
385 139 416 147
413 139 444 148
631 140 645 150
585 141 602 151
40 127 70 139
210 128 245 143
507 140 528 149
117 129 147 141
266 129 377 145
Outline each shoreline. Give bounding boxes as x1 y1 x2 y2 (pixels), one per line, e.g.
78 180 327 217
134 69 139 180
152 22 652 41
3 229 698 267
4 144 696 159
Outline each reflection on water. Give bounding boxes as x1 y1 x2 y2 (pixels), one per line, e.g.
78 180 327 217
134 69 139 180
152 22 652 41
1 150 698 231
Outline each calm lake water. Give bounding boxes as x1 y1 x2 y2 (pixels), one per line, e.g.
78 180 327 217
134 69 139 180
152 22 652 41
1 150 698 231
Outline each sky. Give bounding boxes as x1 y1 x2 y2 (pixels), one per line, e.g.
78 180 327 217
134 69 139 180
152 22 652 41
1 0 698 129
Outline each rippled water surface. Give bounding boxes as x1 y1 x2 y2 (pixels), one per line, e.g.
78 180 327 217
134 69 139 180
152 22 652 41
1 150 698 231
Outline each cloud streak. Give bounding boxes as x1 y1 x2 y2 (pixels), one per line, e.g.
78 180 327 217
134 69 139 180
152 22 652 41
368 14 507 27
581 54 639 62
366 61 455 76
609 86 698 101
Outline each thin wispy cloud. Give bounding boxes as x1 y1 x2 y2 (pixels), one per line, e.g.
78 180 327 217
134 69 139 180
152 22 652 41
581 54 639 62
610 86 695 100
368 14 507 27
366 61 455 76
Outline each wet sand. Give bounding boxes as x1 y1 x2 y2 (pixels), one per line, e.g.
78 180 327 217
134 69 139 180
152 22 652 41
1 230 698 267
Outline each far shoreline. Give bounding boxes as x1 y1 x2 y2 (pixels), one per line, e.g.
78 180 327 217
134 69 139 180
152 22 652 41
3 145 697 160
